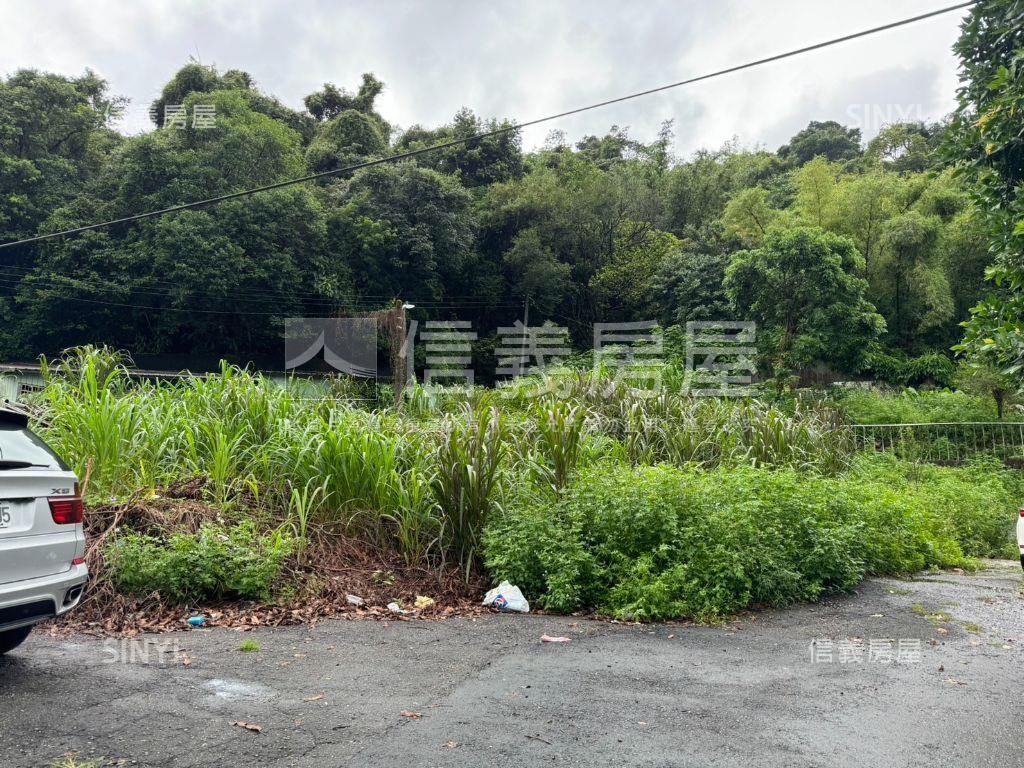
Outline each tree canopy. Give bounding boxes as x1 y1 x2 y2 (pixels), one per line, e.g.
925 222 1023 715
0 50 1009 384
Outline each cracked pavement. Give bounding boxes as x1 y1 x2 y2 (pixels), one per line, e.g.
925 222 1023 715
2 561 1022 767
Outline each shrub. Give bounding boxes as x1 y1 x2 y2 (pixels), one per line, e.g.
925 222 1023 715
863 351 956 389
836 388 1010 424
483 456 1017 621
108 521 295 603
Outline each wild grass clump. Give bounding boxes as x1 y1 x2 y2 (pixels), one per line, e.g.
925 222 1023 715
432 401 507 576
835 387 1016 424
483 454 1018 621
108 521 295 602
29 346 1024 617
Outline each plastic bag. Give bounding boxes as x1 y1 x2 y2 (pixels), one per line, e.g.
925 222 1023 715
483 581 530 613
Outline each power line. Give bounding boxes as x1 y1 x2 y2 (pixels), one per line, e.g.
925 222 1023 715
0 270 517 308
0 263 529 306
0 276 530 316
0 0 977 253
0 277 529 316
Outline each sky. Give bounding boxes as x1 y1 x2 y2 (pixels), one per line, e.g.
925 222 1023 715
0 0 969 158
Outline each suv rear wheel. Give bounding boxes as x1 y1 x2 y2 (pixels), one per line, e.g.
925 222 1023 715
0 626 33 655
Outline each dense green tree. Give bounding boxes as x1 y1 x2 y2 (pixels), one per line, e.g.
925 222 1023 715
832 169 898 270
0 69 122 245
652 249 731 327
304 74 385 122
7 82 331 357
151 62 314 142
725 227 884 374
662 144 785 237
302 74 391 174
306 110 388 172
328 163 477 304
395 108 523 187
721 187 780 247
877 211 951 350
590 227 681 321
778 120 862 165
500 228 570 311
794 157 839 228
0 69 124 355
865 121 946 173
949 0 1024 373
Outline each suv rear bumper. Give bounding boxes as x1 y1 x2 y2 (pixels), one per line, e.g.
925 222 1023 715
0 563 88 631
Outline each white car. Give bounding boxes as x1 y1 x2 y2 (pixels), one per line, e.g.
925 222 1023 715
1018 506 1024 571
0 408 87 656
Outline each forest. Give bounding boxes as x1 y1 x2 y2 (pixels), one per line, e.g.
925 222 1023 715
0 62 998 386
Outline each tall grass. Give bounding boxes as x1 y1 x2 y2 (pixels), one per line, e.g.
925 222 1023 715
30 347 918 585
432 402 508 577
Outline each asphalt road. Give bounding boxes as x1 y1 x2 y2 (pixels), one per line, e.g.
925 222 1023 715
2 562 1022 768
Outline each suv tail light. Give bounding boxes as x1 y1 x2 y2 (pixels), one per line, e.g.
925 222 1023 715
49 483 84 525
1020 507 1024 517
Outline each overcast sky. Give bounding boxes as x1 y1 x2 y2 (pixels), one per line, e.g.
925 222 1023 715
0 0 968 158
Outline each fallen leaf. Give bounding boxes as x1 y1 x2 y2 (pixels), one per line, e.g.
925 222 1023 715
443 741 461 749
936 628 948 636
540 634 571 644
304 694 325 702
232 721 263 733
400 710 422 720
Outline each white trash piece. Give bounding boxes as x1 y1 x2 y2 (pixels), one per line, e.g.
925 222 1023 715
483 581 530 613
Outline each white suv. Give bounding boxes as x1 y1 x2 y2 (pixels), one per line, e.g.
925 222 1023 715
0 408 87 655
1018 507 1024 571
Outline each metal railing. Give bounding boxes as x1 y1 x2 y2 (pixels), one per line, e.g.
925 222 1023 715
850 422 1024 465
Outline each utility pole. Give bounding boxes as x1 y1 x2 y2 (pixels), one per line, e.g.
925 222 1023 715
393 299 406 409
519 295 530 375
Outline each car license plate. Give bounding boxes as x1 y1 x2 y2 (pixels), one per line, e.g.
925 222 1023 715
0 500 26 530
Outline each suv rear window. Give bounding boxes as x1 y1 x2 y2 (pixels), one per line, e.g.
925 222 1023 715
0 424 67 469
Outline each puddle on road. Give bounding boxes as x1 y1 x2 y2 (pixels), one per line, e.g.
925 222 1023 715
202 678 277 702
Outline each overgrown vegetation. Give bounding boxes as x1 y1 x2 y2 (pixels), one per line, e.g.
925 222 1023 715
7 2 1024 628
28 347 1021 625
108 522 294 602
832 388 1016 424
483 454 1020 621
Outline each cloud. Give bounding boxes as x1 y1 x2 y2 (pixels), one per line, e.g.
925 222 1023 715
0 0 967 155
